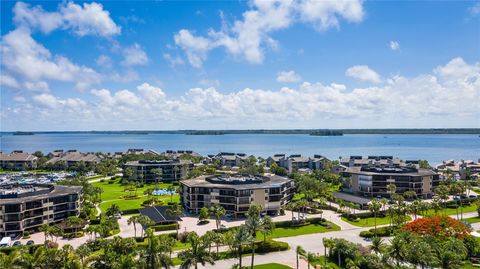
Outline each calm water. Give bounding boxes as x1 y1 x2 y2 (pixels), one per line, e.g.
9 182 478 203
1 133 479 165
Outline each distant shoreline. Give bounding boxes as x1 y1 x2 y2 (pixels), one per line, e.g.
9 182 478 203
1 128 479 135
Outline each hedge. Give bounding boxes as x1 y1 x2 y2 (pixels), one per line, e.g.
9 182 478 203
273 217 326 228
151 223 179 232
121 208 140 215
359 226 399 238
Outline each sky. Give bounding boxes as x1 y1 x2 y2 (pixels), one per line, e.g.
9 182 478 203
0 0 479 131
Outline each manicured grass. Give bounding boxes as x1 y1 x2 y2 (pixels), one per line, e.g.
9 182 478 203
257 221 340 239
463 261 480 268
92 180 179 212
422 204 477 217
341 216 411 227
464 216 480 224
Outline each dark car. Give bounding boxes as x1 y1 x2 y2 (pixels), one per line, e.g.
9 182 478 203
26 240 35 246
12 241 21 246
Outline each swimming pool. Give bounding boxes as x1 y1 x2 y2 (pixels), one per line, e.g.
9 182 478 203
152 189 175 196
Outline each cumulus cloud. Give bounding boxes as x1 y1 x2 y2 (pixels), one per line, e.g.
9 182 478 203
389 40 400 50
0 74 20 89
345 65 382 83
174 0 365 67
122 43 148 66
3 57 479 130
277 70 302 82
96 55 113 68
1 28 101 90
13 1 121 37
469 1 480 15
163 53 185 67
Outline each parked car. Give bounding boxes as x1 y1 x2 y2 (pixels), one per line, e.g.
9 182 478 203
26 240 35 246
12 241 21 246
113 213 122 219
0 237 11 248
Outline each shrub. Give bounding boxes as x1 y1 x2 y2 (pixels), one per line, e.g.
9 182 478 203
403 216 471 239
151 223 179 232
359 231 374 238
121 208 140 215
360 226 398 238
178 231 193 243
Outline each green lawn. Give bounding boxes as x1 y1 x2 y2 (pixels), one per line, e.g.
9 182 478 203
464 216 480 224
257 221 340 239
341 216 411 227
92 180 179 212
422 204 477 217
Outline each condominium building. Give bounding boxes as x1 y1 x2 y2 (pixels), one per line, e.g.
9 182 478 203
344 165 439 199
0 151 38 170
123 159 194 182
215 152 249 167
46 150 101 167
0 184 82 237
266 154 327 173
436 159 480 180
180 174 294 217
340 156 405 168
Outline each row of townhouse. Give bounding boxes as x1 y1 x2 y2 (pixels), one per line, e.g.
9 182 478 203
436 159 480 180
266 154 328 173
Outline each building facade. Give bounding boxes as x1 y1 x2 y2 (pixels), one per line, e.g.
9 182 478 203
266 154 327 173
0 151 38 170
215 152 249 167
46 150 101 167
123 159 193 182
344 166 440 199
180 174 294 217
0 184 82 237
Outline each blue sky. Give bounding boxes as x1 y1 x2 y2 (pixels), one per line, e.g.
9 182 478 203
1 0 479 131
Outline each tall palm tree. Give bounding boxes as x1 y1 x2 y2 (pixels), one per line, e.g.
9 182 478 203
166 204 183 237
302 252 316 269
66 216 82 235
209 204 226 230
368 199 382 235
296 246 306 269
435 185 450 216
127 215 140 238
178 232 215 269
386 183 397 202
39 223 51 244
231 225 252 269
142 229 173 269
151 168 163 186
260 216 275 243
246 215 262 269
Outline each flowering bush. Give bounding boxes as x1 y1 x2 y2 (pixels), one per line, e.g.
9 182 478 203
402 216 471 239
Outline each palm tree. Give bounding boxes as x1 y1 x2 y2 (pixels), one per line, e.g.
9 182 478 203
380 198 388 212
322 238 334 267
231 225 252 269
167 185 177 202
151 168 163 186
173 166 180 180
296 246 306 269
166 204 183 237
302 252 316 269
246 215 262 269
66 216 82 235
260 216 275 243
435 185 450 216
142 229 173 269
106 204 121 217
387 235 407 267
127 215 140 238
370 237 385 254
178 232 215 269
39 223 51 244
209 204 226 230
387 183 397 202
124 167 134 181
431 198 442 216
368 199 381 235
432 237 467 269
76 244 91 266
138 215 154 238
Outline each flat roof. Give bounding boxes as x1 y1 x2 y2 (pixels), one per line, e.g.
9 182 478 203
0 184 82 205
345 166 437 177
180 174 292 190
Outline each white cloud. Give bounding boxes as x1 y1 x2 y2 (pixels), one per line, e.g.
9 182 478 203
122 43 148 66
389 40 400 50
1 28 101 90
345 65 382 83
277 70 302 82
163 53 185 67
96 55 113 68
175 0 365 67
13 1 121 37
0 74 20 89
469 1 480 15
4 58 479 130
174 29 212 68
